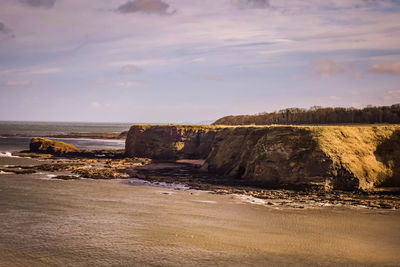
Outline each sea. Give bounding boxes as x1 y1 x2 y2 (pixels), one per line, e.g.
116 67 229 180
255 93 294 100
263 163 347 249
0 121 131 153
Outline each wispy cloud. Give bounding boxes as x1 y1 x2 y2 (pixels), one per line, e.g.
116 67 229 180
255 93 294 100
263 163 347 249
115 81 140 88
120 64 142 75
383 90 400 101
369 60 400 75
0 67 62 76
5 80 32 86
311 59 346 77
0 22 14 39
19 0 56 8
0 22 7 34
234 0 270 9
204 74 223 82
117 0 172 15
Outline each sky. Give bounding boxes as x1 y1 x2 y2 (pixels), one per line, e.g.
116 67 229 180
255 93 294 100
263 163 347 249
1 0 400 123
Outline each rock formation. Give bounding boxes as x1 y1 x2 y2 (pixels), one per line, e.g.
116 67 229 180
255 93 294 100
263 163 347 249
125 124 400 191
30 138 80 155
124 125 220 160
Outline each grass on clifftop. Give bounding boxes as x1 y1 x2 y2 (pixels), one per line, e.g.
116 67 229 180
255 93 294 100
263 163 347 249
310 125 400 188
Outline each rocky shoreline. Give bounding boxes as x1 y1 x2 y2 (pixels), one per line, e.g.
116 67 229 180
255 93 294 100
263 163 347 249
2 136 399 210
3 153 399 210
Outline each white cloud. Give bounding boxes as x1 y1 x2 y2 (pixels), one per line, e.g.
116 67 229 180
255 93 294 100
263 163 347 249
0 67 62 76
192 57 205 63
5 80 32 86
383 90 400 101
92 77 106 86
369 60 400 75
329 95 342 101
204 74 223 81
115 81 140 88
120 64 142 75
311 59 346 77
90 101 100 108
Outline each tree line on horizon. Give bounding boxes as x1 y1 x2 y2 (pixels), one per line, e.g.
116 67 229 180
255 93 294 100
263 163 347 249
213 104 400 125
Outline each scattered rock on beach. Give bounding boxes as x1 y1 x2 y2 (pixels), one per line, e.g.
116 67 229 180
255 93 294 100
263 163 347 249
73 168 130 179
52 175 80 180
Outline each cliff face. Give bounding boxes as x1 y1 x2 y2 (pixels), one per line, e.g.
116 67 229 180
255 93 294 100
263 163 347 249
206 126 400 190
125 124 400 190
124 125 219 160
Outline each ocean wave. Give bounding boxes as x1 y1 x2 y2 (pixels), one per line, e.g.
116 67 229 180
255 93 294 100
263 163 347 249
0 151 12 157
0 151 23 158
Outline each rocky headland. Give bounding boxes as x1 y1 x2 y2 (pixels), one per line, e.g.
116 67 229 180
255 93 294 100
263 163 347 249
125 124 400 191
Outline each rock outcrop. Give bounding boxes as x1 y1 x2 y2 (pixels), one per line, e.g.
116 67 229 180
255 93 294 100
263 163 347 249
30 138 80 155
125 125 220 160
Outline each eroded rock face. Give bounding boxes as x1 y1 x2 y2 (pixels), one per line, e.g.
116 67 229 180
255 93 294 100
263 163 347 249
206 126 400 191
30 138 80 155
206 127 336 188
125 125 219 160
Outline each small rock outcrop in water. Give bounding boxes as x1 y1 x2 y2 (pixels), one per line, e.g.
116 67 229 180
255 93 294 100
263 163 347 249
125 125 220 160
30 138 80 155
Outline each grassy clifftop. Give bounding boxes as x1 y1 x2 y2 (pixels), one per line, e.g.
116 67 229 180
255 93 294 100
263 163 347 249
311 126 400 188
205 125 400 190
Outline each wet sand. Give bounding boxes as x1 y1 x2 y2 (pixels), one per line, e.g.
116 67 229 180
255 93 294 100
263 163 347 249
0 174 399 266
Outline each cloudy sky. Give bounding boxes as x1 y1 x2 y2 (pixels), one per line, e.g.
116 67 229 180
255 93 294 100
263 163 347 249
1 0 400 123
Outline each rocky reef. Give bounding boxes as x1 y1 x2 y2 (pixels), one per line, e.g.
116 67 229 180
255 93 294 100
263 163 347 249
30 137 80 155
125 125 220 160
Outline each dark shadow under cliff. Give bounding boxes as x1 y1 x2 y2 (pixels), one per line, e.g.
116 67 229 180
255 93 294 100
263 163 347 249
375 129 400 187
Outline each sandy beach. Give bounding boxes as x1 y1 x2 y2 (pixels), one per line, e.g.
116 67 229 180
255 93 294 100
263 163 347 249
1 173 399 266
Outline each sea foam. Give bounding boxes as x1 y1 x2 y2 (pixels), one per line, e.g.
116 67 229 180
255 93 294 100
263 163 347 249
0 152 14 157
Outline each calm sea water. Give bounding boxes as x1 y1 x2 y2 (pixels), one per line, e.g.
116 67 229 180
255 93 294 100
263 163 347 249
0 121 132 152
0 174 399 266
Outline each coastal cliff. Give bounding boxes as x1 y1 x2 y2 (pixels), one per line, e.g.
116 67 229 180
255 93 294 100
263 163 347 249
125 124 400 191
206 126 400 190
124 125 220 160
